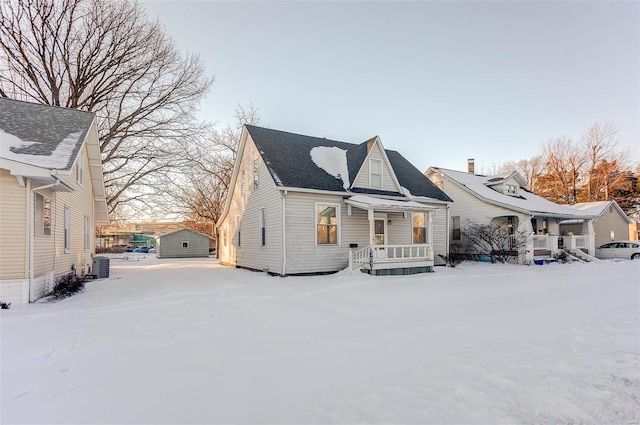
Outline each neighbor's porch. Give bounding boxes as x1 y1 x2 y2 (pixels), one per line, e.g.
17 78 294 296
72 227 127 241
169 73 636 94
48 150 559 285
344 195 436 275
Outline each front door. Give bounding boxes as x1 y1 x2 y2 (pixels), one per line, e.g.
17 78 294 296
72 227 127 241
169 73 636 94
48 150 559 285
373 214 387 260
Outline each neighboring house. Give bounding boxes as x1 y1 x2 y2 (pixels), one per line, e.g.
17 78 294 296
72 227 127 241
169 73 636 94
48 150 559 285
631 219 640 241
217 125 453 276
425 163 599 263
0 98 109 304
156 228 210 258
561 201 633 247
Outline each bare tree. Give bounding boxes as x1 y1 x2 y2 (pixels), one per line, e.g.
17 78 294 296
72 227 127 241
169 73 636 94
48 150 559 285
462 221 531 264
540 137 587 204
497 155 544 192
581 123 632 201
0 0 213 216
163 105 261 237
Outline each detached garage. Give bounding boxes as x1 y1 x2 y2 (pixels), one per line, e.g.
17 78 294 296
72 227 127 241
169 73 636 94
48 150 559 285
156 228 211 258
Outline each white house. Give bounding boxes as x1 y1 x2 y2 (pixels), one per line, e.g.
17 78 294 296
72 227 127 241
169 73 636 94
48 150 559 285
0 98 109 303
425 163 599 263
561 200 633 248
217 125 453 276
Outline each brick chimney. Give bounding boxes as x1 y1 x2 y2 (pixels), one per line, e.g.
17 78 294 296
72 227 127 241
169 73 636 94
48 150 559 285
468 158 475 174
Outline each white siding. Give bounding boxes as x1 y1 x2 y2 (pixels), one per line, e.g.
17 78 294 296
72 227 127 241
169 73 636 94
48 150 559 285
221 135 283 274
0 170 28 280
284 192 368 274
352 142 399 192
157 229 209 258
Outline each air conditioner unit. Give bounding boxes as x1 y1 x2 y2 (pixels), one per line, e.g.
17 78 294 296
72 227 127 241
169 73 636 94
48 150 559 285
92 256 110 279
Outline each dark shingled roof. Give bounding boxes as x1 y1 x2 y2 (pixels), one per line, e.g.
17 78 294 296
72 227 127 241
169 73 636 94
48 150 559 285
0 98 95 170
245 125 452 202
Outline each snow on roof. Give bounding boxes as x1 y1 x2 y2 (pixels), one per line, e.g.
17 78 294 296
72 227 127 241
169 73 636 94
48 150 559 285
564 201 632 223
563 201 611 216
1 128 83 169
346 194 437 211
310 146 350 190
435 167 596 218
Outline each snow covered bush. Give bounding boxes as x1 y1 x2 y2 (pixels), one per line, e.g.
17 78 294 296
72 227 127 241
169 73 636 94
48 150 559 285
461 221 530 263
0 301 11 309
49 273 86 300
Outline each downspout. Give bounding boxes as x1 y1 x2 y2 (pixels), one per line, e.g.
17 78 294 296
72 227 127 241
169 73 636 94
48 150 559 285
445 204 450 259
281 190 287 276
29 177 60 302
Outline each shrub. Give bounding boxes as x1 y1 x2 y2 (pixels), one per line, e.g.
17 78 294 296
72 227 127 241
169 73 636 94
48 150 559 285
0 301 11 309
50 273 86 300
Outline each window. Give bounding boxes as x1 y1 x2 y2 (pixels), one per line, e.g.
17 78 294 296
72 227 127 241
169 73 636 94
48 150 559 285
259 208 266 246
182 241 189 248
316 204 339 245
236 217 241 246
452 216 461 241
84 216 91 250
253 160 259 190
76 151 84 185
412 212 427 244
241 169 245 197
505 184 518 196
34 193 51 236
610 230 615 241
369 159 382 189
64 206 70 252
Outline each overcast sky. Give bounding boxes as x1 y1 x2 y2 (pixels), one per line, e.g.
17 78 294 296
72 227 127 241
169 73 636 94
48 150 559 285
143 0 639 174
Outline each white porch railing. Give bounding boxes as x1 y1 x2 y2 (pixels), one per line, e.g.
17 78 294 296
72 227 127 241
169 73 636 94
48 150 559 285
349 244 433 270
562 235 587 251
350 245 372 270
533 235 550 250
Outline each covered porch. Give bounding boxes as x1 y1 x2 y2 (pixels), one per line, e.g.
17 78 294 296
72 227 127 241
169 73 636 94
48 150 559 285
344 195 436 275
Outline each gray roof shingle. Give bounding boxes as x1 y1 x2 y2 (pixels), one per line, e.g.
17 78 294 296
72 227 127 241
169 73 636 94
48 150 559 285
245 125 452 202
0 98 95 170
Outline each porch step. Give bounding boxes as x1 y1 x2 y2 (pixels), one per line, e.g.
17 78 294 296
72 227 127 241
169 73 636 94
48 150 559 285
363 266 434 276
571 249 599 262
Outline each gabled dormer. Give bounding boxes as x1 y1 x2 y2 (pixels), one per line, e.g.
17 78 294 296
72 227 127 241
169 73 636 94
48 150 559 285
484 171 528 197
351 136 403 193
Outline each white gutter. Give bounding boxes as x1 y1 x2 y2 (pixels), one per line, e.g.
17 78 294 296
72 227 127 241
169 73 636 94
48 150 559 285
29 177 61 302
281 189 287 276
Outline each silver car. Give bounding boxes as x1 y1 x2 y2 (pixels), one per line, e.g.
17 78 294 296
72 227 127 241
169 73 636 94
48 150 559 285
595 241 640 260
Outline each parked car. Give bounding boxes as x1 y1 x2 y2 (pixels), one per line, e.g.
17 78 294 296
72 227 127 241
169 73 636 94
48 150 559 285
148 248 156 253
133 246 150 253
124 245 137 252
595 241 640 260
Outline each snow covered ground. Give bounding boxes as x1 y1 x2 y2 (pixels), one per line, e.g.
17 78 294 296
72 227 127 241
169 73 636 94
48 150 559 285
1 256 639 424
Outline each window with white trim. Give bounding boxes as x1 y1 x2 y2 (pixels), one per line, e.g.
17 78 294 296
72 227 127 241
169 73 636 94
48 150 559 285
412 212 427 244
505 184 518 196
76 150 84 185
452 216 461 241
84 216 91 250
34 193 51 236
253 160 259 190
64 206 70 252
259 208 266 246
316 204 339 245
241 169 246 197
369 159 382 189
236 217 241 246
182 241 189 248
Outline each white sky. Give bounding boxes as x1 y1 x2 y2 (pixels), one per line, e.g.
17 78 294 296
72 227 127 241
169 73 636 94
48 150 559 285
143 0 639 173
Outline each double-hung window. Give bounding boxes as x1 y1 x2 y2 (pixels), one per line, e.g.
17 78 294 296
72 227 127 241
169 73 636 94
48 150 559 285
259 208 266 246
76 151 84 185
316 204 339 245
84 216 91 250
64 206 70 252
34 193 51 236
369 159 382 189
412 212 427 244
253 160 259 190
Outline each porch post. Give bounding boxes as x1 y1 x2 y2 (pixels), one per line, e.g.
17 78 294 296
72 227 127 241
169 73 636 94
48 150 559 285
427 211 434 260
368 208 374 247
582 219 596 254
